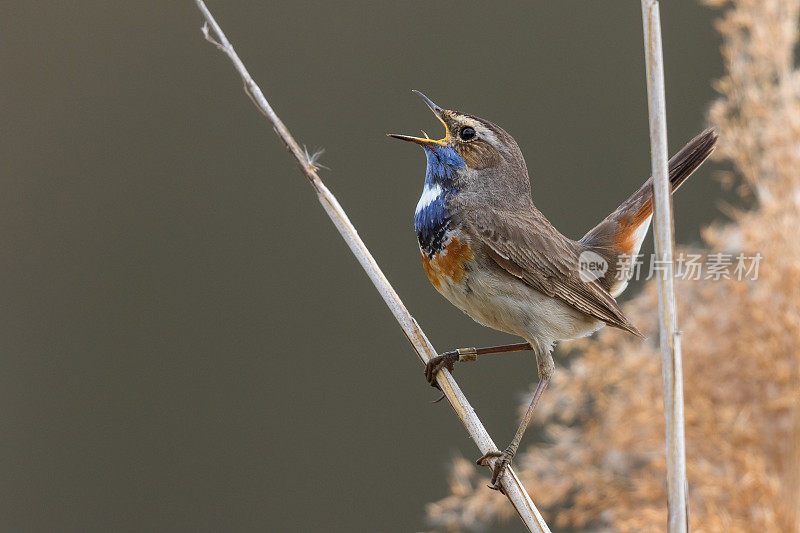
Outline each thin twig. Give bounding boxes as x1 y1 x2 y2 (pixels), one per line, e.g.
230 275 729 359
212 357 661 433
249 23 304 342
193 2 551 531
640 1 689 531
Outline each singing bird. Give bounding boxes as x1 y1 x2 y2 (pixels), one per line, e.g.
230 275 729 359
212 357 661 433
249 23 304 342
389 91 717 491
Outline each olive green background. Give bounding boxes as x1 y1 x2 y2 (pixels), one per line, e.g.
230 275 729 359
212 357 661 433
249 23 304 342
1 2 724 531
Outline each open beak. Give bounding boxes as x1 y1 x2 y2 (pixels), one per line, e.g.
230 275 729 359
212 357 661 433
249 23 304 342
387 90 449 147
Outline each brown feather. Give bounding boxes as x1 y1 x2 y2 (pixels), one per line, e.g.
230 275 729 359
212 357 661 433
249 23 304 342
580 128 718 293
456 140 502 170
465 207 643 337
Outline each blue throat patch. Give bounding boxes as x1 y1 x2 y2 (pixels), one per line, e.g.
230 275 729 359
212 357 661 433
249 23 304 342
414 145 465 256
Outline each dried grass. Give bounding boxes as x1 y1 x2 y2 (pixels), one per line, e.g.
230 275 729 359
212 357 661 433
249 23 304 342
426 0 800 530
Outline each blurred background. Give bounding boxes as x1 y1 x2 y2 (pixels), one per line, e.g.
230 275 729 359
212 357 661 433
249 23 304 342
1 2 728 531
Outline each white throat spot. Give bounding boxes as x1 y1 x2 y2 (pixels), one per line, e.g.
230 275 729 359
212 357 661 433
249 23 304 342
415 183 443 215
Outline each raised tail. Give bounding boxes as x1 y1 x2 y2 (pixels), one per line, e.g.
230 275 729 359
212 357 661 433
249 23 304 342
580 128 718 296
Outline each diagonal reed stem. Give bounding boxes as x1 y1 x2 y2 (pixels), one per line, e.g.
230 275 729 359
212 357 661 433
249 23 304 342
192 1 551 531
640 1 689 531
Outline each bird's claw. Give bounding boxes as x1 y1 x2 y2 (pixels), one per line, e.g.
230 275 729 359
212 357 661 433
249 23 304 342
424 350 459 392
476 447 515 493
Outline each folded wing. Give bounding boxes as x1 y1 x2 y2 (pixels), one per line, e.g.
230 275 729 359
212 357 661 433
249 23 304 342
466 208 643 337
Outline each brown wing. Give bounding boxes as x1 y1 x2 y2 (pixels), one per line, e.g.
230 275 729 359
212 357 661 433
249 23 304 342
465 207 643 337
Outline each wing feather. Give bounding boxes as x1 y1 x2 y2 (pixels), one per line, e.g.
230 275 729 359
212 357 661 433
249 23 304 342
466 208 642 336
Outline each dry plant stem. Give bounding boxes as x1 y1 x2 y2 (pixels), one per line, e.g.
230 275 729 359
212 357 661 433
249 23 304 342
641 1 688 531
193 1 551 531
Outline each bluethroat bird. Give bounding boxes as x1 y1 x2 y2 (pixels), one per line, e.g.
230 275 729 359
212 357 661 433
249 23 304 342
389 91 717 491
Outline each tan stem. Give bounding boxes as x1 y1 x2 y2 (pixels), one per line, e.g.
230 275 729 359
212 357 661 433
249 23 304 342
641 1 689 531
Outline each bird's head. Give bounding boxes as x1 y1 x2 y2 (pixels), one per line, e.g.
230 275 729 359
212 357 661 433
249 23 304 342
389 91 531 202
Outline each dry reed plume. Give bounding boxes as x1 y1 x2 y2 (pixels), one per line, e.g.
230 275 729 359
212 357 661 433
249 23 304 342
426 0 800 530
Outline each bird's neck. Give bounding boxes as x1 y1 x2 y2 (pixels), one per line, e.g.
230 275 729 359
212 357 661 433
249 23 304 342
414 146 465 256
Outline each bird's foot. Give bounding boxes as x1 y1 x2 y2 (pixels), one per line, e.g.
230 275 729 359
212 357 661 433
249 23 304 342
476 446 515 493
424 348 478 402
424 350 460 389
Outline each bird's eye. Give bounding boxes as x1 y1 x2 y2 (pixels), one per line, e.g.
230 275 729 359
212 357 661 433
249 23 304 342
459 126 476 141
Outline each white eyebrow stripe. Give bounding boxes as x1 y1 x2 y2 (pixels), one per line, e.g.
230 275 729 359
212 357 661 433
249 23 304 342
415 183 443 215
478 126 497 145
